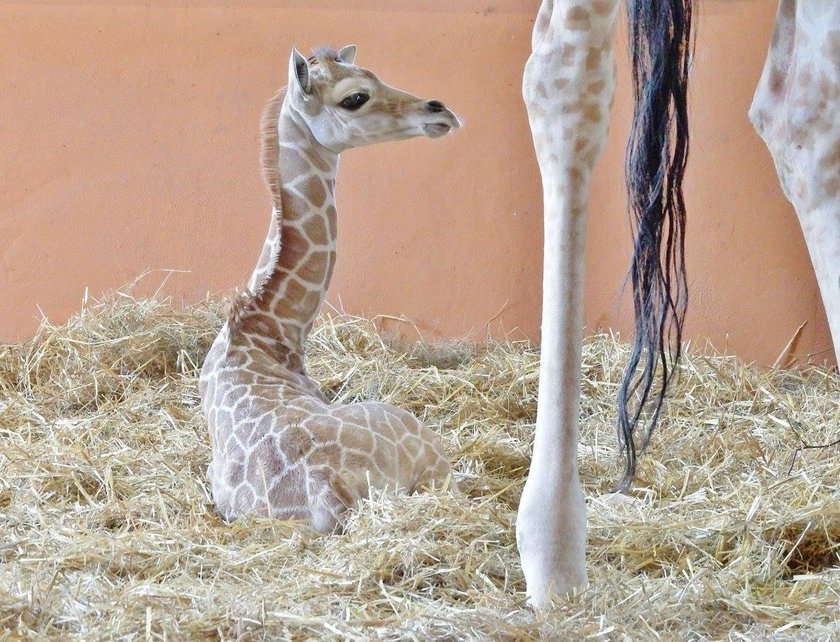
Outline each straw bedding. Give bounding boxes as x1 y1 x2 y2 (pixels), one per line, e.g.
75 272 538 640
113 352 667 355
0 292 838 640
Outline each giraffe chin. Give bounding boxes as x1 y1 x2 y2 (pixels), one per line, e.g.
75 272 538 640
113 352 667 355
422 122 453 138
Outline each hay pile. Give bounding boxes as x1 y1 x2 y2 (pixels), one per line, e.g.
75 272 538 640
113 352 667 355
0 293 838 640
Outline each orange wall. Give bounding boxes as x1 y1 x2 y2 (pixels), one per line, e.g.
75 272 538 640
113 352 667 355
1 1 834 367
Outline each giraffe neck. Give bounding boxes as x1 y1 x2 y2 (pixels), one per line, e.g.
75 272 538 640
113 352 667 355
231 93 339 366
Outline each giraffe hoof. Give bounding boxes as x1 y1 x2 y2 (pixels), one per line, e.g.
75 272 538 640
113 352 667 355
516 484 588 609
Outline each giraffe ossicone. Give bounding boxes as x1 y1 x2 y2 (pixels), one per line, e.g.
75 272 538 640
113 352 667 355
200 46 460 533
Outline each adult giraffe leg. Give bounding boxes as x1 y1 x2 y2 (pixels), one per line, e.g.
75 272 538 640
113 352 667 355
517 0 619 607
750 1 840 366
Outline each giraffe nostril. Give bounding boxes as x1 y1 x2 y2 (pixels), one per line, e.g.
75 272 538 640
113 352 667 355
426 100 446 113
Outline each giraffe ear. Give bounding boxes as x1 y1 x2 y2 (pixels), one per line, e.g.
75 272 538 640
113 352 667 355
336 45 357 65
289 47 311 95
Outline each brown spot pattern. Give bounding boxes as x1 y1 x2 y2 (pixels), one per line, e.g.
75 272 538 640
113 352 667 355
566 5 591 32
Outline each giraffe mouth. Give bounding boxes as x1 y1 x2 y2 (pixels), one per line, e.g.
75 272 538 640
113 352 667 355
422 122 453 138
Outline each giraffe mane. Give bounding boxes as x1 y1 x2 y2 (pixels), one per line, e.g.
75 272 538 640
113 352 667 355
260 87 286 209
224 287 255 334
224 88 286 333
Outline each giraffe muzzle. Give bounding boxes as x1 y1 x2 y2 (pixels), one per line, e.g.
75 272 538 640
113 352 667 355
421 102 461 138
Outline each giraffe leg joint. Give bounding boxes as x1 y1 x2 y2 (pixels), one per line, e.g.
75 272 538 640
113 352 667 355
515 478 587 607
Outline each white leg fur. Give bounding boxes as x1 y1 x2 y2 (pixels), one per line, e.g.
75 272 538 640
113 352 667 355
517 0 619 607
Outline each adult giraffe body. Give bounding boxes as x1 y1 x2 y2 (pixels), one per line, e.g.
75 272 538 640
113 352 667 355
750 1 840 358
520 0 840 607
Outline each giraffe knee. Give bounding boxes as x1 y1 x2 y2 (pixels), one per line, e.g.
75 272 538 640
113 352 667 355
309 506 343 534
412 455 455 494
308 474 353 533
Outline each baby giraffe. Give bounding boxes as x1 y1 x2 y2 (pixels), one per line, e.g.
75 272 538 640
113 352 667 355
200 46 460 533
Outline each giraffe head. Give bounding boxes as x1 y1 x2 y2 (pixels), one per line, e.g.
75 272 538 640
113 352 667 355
285 45 460 153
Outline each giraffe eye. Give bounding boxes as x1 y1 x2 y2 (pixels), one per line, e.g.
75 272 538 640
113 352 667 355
339 93 370 111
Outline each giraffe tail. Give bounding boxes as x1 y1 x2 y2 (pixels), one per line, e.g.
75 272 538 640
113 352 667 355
617 0 695 491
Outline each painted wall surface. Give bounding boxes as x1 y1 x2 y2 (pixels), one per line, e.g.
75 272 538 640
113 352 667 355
1 1 835 367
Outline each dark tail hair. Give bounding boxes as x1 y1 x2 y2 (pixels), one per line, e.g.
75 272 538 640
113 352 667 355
618 0 694 490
